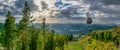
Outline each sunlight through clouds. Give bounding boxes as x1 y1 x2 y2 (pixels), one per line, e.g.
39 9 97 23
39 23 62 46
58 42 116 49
0 0 120 25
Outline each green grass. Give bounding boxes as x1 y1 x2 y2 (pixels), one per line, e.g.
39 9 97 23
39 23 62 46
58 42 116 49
78 36 118 50
64 41 84 50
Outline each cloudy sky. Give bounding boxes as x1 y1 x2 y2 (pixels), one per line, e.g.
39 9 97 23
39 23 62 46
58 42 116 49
0 0 120 25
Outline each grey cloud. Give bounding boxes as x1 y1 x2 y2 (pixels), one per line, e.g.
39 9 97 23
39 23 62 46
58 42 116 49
83 0 120 5
98 16 120 22
15 0 39 12
97 5 120 14
15 0 24 8
52 5 86 20
0 0 39 16
0 0 120 25
83 0 120 16
93 16 120 25
102 0 120 5
82 0 120 25
41 1 48 10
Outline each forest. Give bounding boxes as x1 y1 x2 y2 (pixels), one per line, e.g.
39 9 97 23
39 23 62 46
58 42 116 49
0 1 120 50
0 2 73 50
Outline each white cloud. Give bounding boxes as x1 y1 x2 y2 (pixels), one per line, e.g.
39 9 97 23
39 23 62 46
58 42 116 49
63 0 82 5
0 0 120 25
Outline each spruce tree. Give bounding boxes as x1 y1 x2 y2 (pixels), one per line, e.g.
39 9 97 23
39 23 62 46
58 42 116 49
4 11 16 50
51 30 55 50
42 17 46 50
19 1 30 30
29 25 38 50
44 30 55 50
18 1 31 50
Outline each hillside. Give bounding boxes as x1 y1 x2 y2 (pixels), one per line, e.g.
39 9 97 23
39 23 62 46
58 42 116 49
52 27 120 50
77 27 120 50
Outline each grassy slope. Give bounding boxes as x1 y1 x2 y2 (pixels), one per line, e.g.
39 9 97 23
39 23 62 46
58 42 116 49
64 41 84 50
55 41 83 50
63 36 117 50
64 27 120 50
78 36 118 50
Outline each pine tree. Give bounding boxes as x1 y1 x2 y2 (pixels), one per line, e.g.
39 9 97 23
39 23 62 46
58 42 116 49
68 34 73 41
42 17 46 50
51 30 55 50
29 25 38 50
18 1 31 50
44 30 55 50
19 1 30 30
4 11 16 50
56 34 66 50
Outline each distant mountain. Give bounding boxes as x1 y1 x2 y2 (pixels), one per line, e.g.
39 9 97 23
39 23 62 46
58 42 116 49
0 23 117 35
34 23 117 35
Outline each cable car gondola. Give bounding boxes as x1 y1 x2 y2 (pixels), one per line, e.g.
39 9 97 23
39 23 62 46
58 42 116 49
86 12 92 24
86 12 93 32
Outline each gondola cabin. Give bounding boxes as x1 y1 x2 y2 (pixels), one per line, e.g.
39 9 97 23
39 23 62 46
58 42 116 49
86 12 93 24
87 17 92 24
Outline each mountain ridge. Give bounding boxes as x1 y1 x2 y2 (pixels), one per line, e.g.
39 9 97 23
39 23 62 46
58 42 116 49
34 23 117 35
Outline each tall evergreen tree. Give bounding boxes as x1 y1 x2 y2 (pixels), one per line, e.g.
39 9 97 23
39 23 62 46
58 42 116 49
44 30 55 50
51 30 55 50
4 11 16 50
19 1 30 30
29 25 38 50
42 17 46 50
18 1 31 50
